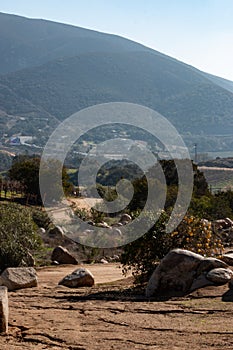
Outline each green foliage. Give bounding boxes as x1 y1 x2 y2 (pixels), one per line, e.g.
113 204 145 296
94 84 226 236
121 212 224 284
121 211 172 283
0 202 43 271
9 156 73 202
9 156 41 196
0 152 13 172
31 209 51 230
121 160 228 285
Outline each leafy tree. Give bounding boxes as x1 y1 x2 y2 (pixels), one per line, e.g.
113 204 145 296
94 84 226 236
9 156 41 197
9 156 73 203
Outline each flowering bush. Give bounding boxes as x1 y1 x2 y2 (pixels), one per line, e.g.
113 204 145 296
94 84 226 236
170 215 224 257
121 213 224 284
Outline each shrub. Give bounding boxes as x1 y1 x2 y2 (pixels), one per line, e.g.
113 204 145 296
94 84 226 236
121 211 172 284
0 202 43 271
121 212 224 285
31 209 51 230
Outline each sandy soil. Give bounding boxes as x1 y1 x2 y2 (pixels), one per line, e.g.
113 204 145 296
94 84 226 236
1 263 233 350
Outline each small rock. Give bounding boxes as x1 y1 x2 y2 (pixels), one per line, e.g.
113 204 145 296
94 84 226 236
113 254 120 261
51 260 60 265
0 267 38 291
120 214 132 224
38 227 46 234
100 258 108 264
51 246 78 265
48 225 65 238
97 222 110 228
0 287 8 333
206 268 233 284
87 221 95 226
111 223 123 227
58 268 94 288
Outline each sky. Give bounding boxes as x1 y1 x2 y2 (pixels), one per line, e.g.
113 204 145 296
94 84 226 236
1 0 233 80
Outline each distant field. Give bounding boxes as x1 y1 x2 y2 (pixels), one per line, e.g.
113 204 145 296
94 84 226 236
198 166 233 192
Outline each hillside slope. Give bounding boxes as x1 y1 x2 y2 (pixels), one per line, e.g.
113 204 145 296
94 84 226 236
1 12 233 152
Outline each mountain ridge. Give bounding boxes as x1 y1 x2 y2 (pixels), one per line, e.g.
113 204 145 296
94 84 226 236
0 12 233 153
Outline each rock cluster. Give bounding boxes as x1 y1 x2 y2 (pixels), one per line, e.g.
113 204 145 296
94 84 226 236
146 249 233 298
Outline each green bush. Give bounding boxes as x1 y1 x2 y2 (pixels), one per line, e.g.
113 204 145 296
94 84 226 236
121 211 172 284
121 212 224 285
31 209 51 230
0 202 43 271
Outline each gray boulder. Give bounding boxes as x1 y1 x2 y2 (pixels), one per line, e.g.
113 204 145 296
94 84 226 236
206 268 233 284
51 246 78 265
146 249 232 298
146 249 203 297
0 267 38 291
58 268 94 288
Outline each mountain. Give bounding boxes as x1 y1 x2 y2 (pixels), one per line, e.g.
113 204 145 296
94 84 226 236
0 12 151 75
0 12 233 153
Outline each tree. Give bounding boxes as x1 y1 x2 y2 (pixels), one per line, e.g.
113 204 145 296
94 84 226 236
9 156 41 197
9 156 73 203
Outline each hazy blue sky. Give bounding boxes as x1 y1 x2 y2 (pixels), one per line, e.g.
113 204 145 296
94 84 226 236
1 0 233 80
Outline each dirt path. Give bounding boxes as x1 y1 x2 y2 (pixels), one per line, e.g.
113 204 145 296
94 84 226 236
68 197 103 211
36 263 123 287
1 264 233 350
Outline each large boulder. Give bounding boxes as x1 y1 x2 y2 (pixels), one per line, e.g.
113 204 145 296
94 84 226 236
0 267 38 291
146 249 232 298
146 249 203 298
58 268 94 288
51 246 78 265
